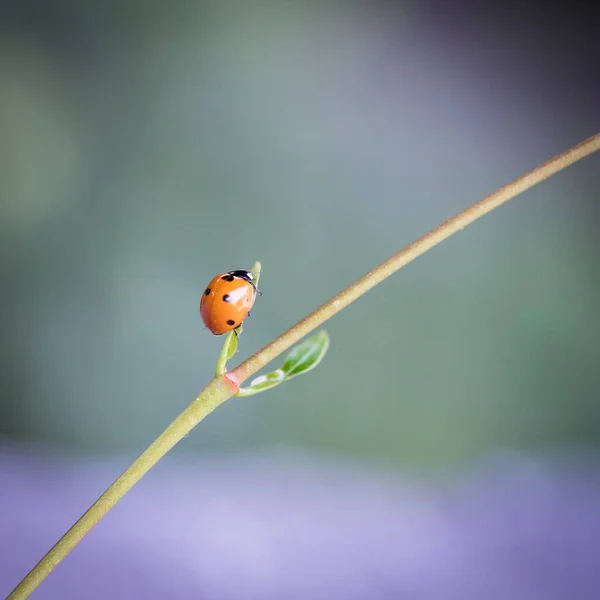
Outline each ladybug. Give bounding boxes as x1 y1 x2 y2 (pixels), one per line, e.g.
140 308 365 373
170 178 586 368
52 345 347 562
200 270 260 335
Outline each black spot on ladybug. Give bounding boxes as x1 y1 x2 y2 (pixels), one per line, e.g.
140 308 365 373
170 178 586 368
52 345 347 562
222 274 234 282
204 288 211 295
222 294 231 303
226 319 235 326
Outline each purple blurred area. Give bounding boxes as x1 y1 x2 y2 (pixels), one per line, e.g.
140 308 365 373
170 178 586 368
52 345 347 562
2 447 600 599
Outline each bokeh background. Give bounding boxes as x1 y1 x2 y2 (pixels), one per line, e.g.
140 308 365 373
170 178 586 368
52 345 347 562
1 1 599 598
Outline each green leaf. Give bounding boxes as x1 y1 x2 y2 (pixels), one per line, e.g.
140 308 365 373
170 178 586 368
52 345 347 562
237 369 285 397
226 330 238 359
281 330 330 379
236 330 330 397
250 261 262 288
215 330 238 376
251 369 286 390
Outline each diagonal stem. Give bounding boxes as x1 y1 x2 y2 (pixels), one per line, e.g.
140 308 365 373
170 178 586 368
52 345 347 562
229 132 600 386
7 131 599 600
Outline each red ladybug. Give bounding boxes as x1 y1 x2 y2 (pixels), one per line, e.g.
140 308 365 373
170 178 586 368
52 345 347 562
200 270 259 335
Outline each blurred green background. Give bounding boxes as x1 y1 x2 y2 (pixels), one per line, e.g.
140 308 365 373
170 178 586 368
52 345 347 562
1 0 598 472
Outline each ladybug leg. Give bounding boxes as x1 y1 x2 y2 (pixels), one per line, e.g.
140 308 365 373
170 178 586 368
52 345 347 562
248 280 262 296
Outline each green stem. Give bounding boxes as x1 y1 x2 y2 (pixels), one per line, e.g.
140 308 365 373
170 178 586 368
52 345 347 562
215 331 236 376
228 132 600 386
7 132 600 600
7 376 237 600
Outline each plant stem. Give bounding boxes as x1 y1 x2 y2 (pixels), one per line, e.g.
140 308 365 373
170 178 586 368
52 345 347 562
215 331 236 376
7 132 599 599
228 132 600 386
7 376 237 600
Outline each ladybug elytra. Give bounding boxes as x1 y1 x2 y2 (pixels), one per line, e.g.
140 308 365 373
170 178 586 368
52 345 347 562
200 270 259 335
